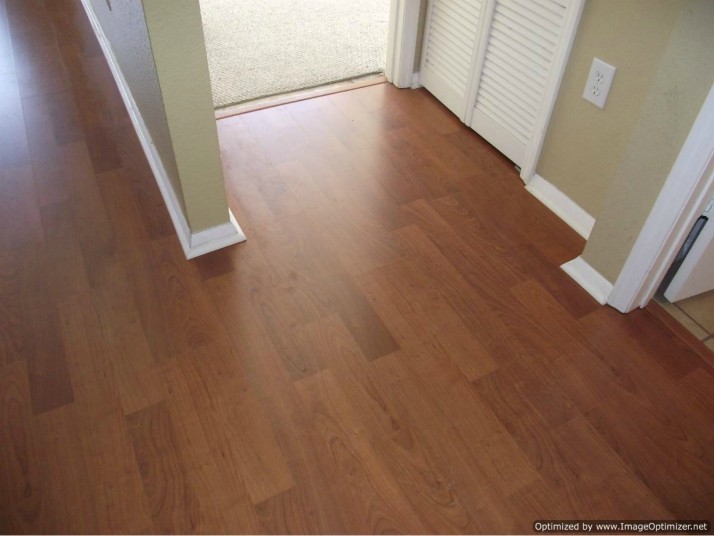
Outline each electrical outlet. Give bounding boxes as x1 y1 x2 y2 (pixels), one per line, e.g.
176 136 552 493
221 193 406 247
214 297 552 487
583 58 616 109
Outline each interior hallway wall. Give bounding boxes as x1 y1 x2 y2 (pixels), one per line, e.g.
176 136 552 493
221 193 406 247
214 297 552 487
536 0 683 218
83 0 231 236
142 0 229 231
86 0 185 212
582 0 714 282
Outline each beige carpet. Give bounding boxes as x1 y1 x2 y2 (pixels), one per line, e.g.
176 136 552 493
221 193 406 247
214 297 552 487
199 0 390 109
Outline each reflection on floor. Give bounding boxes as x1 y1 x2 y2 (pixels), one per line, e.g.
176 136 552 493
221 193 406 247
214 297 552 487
656 290 714 357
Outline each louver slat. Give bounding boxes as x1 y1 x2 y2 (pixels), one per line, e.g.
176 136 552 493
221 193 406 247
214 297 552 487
421 0 482 116
472 0 567 164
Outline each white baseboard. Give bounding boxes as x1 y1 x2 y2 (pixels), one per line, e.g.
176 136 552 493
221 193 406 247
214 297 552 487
411 71 422 89
561 256 613 305
525 174 595 239
79 0 245 259
186 209 246 259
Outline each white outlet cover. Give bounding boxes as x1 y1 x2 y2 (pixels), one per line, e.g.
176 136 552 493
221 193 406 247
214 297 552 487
583 57 616 109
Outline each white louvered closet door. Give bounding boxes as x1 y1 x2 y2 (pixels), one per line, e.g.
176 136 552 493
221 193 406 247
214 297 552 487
420 0 484 117
468 0 575 166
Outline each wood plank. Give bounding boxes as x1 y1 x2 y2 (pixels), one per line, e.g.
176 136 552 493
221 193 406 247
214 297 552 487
9 25 68 98
21 93 72 206
253 488 316 535
586 390 714 519
47 89 84 145
403 196 527 291
214 318 355 532
0 246 35 365
24 277 74 415
94 168 152 252
322 274 400 361
0 167 44 251
0 22 30 169
251 214 342 290
357 254 498 381
84 126 122 175
39 201 90 301
88 262 164 416
192 248 235 281
58 292 154 532
509 278 616 413
473 371 673 519
126 402 200 533
122 237 225 364
159 344 294 509
0 360 42 532
622 305 708 379
62 141 118 288
579 307 713 424
295 368 428 534
32 405 100 533
370 350 517 533
154 346 263 532
254 287 328 380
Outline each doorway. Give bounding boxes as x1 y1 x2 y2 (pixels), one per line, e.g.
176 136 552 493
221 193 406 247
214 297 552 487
198 0 391 110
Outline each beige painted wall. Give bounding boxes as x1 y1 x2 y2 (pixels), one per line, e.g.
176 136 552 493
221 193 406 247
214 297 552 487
86 0 229 232
86 0 185 212
536 0 684 218
143 0 229 231
582 0 714 282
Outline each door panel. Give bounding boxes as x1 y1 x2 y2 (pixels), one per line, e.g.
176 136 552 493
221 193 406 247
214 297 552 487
470 0 569 166
420 0 581 172
420 0 484 116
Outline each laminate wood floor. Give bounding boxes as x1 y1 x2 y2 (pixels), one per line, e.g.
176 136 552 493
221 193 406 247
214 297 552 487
1 0 713 533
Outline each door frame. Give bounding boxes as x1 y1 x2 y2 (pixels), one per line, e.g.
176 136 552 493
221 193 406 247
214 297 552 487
607 81 714 313
386 0 422 88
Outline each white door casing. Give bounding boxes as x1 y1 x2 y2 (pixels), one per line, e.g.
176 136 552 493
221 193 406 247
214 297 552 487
607 81 714 313
387 0 423 88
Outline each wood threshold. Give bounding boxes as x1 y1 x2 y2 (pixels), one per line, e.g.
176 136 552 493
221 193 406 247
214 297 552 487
214 74 388 120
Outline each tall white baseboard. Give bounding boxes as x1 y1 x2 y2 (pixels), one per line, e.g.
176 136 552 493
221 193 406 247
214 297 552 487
526 174 595 239
561 256 613 305
185 210 246 259
79 0 245 259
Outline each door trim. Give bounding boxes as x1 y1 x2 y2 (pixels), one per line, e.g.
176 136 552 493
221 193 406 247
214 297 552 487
607 81 714 313
386 0 421 88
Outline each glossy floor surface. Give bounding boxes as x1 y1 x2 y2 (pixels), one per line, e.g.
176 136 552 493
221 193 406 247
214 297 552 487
1 0 713 533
